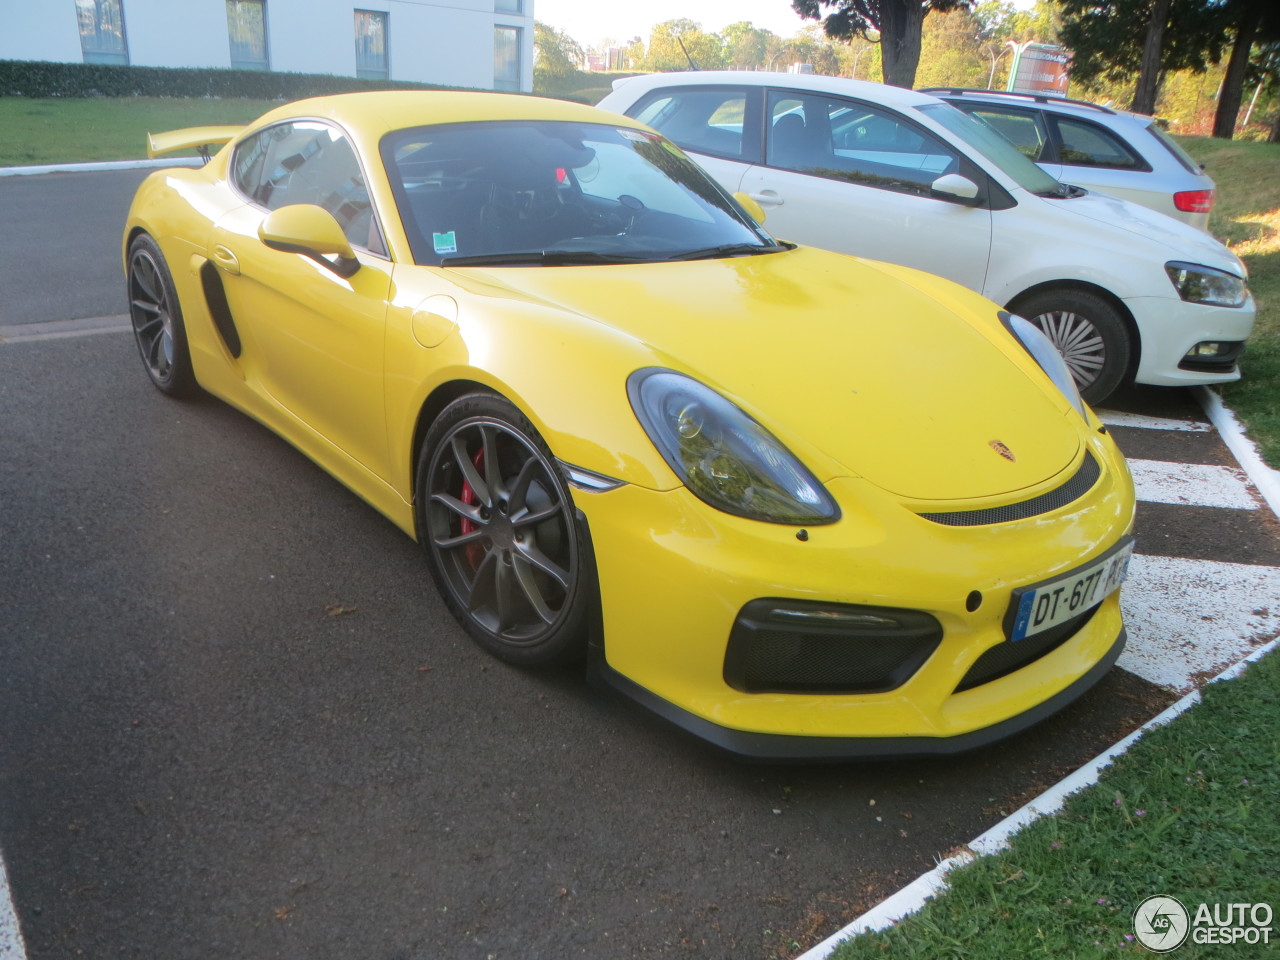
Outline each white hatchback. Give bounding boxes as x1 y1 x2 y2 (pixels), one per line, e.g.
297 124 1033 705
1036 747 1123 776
924 88 1217 232
598 72 1254 404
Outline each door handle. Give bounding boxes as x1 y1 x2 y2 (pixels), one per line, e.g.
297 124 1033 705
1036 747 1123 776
212 244 241 275
748 191 783 206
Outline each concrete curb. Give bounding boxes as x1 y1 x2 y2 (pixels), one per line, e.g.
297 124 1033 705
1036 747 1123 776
0 157 202 177
1196 385 1280 517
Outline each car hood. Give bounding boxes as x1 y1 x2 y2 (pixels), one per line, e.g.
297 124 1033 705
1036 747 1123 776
1044 190 1246 277
453 247 1081 503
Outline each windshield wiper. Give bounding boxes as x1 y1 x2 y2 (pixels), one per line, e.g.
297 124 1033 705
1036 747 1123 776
663 241 792 262
440 250 655 267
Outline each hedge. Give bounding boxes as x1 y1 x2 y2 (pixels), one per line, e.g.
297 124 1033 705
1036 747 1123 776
0 59 457 99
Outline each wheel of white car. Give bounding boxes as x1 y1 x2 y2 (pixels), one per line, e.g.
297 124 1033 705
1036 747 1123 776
1011 289 1132 405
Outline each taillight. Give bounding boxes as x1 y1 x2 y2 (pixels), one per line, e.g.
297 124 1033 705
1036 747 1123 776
1174 189 1214 213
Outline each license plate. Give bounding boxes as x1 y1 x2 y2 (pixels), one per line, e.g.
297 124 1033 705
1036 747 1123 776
1007 537 1134 642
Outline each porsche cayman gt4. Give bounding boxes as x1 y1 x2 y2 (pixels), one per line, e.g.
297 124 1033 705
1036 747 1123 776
124 91 1135 759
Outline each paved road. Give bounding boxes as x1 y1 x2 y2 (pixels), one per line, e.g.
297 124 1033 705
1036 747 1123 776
0 169 151 325
0 169 1276 960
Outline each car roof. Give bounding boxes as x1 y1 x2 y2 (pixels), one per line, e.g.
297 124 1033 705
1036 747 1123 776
246 90 645 139
611 71 944 109
921 88 1154 125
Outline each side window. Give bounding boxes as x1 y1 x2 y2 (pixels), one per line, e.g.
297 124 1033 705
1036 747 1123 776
964 106 1049 160
624 87 752 162
231 121 386 255
1052 117 1145 170
766 91 960 198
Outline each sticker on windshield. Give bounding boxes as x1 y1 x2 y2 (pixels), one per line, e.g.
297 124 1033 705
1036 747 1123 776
433 231 458 255
618 129 653 142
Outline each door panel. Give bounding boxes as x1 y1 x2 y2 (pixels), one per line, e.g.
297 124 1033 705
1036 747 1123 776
740 92 993 291
210 204 394 480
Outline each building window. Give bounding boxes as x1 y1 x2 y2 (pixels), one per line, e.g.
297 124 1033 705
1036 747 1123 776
355 10 388 80
495 0 522 12
226 0 269 71
76 0 128 65
494 26 521 92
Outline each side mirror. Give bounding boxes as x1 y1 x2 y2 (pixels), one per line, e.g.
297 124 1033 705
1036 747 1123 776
259 204 360 277
733 192 768 226
930 173 980 204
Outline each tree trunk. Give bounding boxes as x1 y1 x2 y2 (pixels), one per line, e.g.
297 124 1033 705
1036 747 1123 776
1131 0 1172 115
1270 109 1280 143
879 0 926 88
1213 4 1262 139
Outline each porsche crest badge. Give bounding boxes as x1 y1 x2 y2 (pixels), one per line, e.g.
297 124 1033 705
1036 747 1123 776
989 440 1017 462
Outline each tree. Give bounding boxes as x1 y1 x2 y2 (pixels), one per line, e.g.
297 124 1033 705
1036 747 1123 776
1212 0 1280 138
792 0 974 88
721 21 775 69
1059 0 1229 115
1132 0 1172 114
639 19 726 71
533 21 584 82
916 7 987 88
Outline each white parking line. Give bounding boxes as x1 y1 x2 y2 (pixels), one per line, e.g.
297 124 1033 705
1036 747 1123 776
1097 409 1213 432
1119 554 1280 690
0 315 131 344
1128 458 1261 510
0 856 27 960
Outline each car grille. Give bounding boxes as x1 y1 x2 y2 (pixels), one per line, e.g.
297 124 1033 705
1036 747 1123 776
918 452 1100 527
724 599 942 694
954 606 1097 693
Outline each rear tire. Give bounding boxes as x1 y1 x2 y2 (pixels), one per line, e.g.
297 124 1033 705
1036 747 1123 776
1011 289 1131 405
127 235 197 398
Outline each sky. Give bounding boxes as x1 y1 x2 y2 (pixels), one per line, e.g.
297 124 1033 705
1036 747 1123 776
531 0 815 48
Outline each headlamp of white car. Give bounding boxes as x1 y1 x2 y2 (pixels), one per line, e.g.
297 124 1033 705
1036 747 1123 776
1000 311 1088 419
1165 261 1249 307
629 369 839 525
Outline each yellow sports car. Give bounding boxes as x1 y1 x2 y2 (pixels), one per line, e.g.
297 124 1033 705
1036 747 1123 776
124 92 1135 759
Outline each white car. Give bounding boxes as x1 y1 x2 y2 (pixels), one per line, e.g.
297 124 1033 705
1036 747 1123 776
924 88 1217 232
598 72 1254 404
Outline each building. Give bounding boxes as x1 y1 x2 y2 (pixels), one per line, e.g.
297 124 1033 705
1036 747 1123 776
0 0 535 93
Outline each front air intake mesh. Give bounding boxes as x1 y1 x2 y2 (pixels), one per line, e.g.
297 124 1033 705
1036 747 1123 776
919 452 1101 527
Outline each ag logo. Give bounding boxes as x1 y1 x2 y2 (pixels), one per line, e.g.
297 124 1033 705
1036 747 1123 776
1134 895 1190 952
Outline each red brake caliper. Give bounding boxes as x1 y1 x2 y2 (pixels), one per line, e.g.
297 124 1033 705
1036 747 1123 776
459 447 486 569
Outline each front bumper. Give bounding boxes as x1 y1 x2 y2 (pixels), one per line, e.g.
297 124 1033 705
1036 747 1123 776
591 627 1126 760
1127 294 1255 387
576 432 1135 758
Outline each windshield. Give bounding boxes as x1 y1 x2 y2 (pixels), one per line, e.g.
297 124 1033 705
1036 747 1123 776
915 101 1064 196
382 120 780 266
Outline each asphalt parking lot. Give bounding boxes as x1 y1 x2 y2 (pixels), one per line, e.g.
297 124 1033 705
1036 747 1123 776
1 169 1277 959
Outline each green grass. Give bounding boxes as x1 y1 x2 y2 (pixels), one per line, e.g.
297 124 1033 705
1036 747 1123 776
1179 136 1280 468
0 96 279 165
828 649 1280 959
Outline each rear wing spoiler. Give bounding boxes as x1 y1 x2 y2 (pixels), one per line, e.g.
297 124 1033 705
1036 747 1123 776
146 125 244 161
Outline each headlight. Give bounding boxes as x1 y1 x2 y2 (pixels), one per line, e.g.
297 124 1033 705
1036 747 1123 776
1000 311 1088 419
628 369 839 525
1165 261 1248 307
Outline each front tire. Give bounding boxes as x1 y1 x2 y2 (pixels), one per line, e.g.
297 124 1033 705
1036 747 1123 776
127 234 197 398
417 394 590 666
1011 288 1132 405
